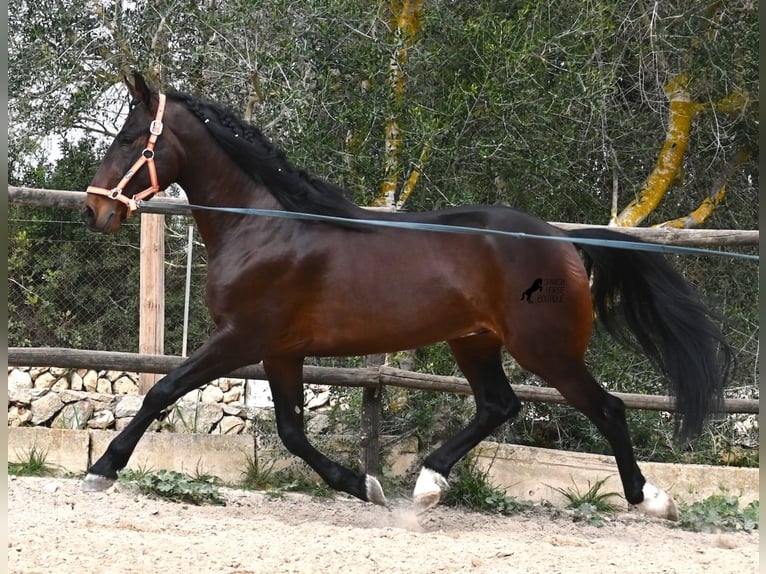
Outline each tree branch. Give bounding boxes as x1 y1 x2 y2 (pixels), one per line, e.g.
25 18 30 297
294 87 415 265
610 74 702 227
656 149 750 229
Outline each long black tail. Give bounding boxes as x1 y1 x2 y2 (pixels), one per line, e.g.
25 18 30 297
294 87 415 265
568 228 732 441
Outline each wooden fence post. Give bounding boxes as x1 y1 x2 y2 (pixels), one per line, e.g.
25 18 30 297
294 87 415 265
138 210 165 393
361 354 385 476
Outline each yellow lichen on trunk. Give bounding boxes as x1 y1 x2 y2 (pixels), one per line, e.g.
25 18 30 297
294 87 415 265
376 121 402 207
397 142 432 207
656 149 750 229
610 75 702 227
371 0 424 209
389 0 423 97
713 91 752 115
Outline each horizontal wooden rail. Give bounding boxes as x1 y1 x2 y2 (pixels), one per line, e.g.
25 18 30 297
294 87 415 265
8 347 758 414
8 186 759 247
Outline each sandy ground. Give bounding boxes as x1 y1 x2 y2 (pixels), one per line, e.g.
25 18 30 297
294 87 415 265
7 475 759 574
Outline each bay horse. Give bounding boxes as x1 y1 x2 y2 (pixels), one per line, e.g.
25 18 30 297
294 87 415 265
81 72 731 521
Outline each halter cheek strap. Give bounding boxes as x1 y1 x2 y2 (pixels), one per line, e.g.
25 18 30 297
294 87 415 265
86 93 167 217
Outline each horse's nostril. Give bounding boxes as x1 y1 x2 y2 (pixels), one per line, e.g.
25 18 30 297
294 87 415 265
81 205 98 229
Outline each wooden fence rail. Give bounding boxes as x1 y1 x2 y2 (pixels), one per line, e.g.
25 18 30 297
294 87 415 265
8 347 759 414
8 186 760 246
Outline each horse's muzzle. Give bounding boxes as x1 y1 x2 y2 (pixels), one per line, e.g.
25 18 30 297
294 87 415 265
80 204 116 234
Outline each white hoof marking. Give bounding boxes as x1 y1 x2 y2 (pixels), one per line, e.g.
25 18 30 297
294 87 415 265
634 482 679 521
81 473 116 492
413 468 449 510
365 475 388 507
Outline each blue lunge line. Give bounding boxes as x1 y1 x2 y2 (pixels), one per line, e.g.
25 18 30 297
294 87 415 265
149 200 759 262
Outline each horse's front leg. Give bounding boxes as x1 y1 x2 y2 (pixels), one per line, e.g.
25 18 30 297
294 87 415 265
263 357 388 507
82 328 254 491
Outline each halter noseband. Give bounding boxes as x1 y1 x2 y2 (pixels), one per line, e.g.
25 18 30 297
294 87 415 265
86 93 167 217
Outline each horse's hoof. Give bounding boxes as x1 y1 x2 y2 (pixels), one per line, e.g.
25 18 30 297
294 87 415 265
365 475 389 508
634 482 679 521
413 467 449 511
81 473 116 492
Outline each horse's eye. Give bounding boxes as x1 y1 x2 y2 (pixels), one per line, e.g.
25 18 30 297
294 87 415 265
129 98 140 111
116 129 140 145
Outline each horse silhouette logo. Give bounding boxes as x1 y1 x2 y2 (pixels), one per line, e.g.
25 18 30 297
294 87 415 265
521 278 543 303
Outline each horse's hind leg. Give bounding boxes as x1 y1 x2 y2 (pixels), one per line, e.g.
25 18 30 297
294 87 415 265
534 360 679 521
263 357 387 507
413 332 521 509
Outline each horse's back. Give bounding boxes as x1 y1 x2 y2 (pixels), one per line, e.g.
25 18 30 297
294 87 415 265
331 203 594 359
402 205 595 365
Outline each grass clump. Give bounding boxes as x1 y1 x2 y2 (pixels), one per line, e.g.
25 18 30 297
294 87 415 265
241 452 333 499
241 453 276 490
118 463 155 483
442 456 533 515
267 471 334 499
552 476 621 527
8 445 57 477
678 495 759 533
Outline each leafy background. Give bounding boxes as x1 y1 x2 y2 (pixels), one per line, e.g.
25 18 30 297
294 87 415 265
8 1 758 465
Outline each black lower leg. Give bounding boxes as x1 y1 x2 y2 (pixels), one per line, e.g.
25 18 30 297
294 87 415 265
88 334 250 480
592 393 646 504
550 369 646 505
423 388 520 478
265 358 371 502
424 336 521 478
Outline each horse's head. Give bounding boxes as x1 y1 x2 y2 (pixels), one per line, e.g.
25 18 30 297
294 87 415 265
81 72 181 233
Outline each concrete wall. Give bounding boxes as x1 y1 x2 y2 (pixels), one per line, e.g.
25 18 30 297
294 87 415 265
8 427 757 506
474 441 759 507
7 427 418 486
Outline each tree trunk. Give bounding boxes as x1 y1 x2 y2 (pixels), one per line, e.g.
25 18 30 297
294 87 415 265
611 74 700 227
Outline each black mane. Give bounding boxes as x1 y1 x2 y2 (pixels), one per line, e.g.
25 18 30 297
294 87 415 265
166 91 364 221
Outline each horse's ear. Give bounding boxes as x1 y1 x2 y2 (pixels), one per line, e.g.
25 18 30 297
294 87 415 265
124 71 153 107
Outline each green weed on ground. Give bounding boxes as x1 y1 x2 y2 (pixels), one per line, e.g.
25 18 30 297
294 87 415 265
442 457 533 516
8 445 57 477
240 452 334 499
552 476 621 527
678 495 759 533
120 469 226 506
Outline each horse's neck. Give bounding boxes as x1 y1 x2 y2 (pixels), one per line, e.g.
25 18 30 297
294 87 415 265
178 147 277 208
176 141 283 250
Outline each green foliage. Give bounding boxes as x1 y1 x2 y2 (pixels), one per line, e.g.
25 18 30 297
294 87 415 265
677 495 759 533
8 137 142 351
486 398 758 469
162 219 213 356
241 452 334 499
9 1 758 225
8 137 213 354
240 453 277 491
246 408 350 499
8 445 56 477
442 457 533 515
266 471 335 500
554 476 621 512
569 503 610 527
552 476 621 526
125 469 226 506
118 464 155 483
381 390 475 449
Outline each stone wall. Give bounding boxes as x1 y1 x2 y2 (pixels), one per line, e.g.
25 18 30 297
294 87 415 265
7 366 334 435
